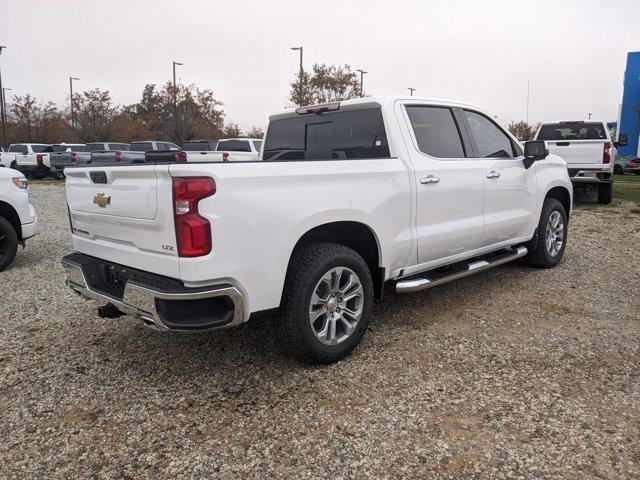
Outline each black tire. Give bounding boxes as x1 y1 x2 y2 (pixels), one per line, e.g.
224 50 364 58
597 183 612 204
0 216 19 272
10 161 17 170
277 243 374 364
635 171 640 176
614 165 623 175
524 198 568 269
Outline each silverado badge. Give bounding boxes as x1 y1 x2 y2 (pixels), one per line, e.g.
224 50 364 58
93 193 111 208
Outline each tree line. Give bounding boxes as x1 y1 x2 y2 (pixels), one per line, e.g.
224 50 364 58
3 63 537 145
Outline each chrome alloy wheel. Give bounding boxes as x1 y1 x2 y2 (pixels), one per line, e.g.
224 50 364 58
545 210 564 257
308 267 364 346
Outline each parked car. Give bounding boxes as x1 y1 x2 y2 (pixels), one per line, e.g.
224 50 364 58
614 154 640 175
0 167 37 270
52 142 130 174
41 143 87 179
90 141 177 166
533 121 628 204
62 96 572 364
0 143 49 177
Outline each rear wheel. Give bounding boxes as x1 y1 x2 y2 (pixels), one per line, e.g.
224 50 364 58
614 165 623 175
0 216 19 272
597 183 612 204
277 243 373 364
524 198 567 269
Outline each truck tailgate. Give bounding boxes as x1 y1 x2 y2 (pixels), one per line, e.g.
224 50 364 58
545 140 605 169
65 165 180 278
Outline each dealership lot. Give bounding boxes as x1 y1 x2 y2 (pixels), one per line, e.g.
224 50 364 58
1 183 639 478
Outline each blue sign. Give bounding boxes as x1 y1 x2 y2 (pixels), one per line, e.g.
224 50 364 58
619 51 640 156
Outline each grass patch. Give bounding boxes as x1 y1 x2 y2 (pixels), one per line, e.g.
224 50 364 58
614 174 640 183
615 180 640 204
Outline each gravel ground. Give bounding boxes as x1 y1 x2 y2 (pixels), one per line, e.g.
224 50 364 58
1 183 639 479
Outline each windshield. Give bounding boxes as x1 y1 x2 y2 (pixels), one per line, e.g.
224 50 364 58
537 122 607 141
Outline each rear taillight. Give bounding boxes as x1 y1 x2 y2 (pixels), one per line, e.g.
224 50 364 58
115 151 122 163
70 152 77 165
603 142 611 164
36 154 44 165
222 152 229 163
172 177 215 257
173 151 187 163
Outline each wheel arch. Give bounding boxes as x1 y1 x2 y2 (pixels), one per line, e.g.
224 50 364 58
287 221 385 299
0 201 22 240
544 186 571 220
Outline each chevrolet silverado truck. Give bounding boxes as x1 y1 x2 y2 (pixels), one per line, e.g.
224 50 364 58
146 138 262 164
1 143 49 177
62 96 572 363
0 167 37 270
50 143 129 177
89 141 180 166
534 121 628 204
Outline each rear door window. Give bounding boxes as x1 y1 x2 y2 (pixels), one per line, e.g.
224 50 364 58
463 110 516 158
405 106 466 158
537 122 607 141
263 108 390 161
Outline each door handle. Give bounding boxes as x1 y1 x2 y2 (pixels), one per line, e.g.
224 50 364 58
485 171 500 179
420 175 440 185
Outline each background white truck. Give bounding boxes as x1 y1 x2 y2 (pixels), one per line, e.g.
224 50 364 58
0 168 37 270
62 96 572 363
534 121 629 204
0 143 49 177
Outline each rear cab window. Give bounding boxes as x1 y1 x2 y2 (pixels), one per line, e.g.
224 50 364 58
9 144 29 154
130 142 153 152
537 122 608 141
31 144 48 153
217 140 252 152
263 107 390 161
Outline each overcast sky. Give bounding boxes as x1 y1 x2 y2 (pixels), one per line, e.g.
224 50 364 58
2 0 639 130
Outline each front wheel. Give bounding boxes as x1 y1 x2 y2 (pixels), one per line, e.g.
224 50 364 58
277 243 373 364
0 216 19 272
524 198 568 269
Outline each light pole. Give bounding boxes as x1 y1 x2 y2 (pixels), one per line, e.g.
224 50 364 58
356 69 367 96
408 87 415 96
0 46 7 147
69 76 79 127
526 80 530 124
2 88 11 118
588 112 592 120
291 47 303 104
172 61 183 108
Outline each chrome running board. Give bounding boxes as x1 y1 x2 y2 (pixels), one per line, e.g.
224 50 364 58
395 246 528 293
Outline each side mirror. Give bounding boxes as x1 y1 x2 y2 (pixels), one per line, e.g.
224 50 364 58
523 141 548 169
615 133 628 148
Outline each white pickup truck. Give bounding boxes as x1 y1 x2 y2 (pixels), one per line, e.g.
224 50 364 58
185 138 262 163
534 121 629 204
0 168 37 270
62 96 572 363
0 143 50 177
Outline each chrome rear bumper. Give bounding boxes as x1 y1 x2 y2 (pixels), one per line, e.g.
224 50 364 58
62 257 245 332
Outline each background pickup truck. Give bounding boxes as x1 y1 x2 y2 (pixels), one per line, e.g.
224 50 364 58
62 96 572 364
1 143 49 177
89 141 179 166
534 121 628 204
185 138 262 163
52 142 130 174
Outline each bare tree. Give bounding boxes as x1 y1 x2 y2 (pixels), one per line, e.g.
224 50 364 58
222 122 242 138
7 94 67 143
245 126 264 138
70 88 120 142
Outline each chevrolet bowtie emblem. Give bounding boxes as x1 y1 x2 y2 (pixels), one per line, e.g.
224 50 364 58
93 193 111 208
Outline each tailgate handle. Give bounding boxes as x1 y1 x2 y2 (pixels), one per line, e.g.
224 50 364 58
556 142 570 146
90 171 108 184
